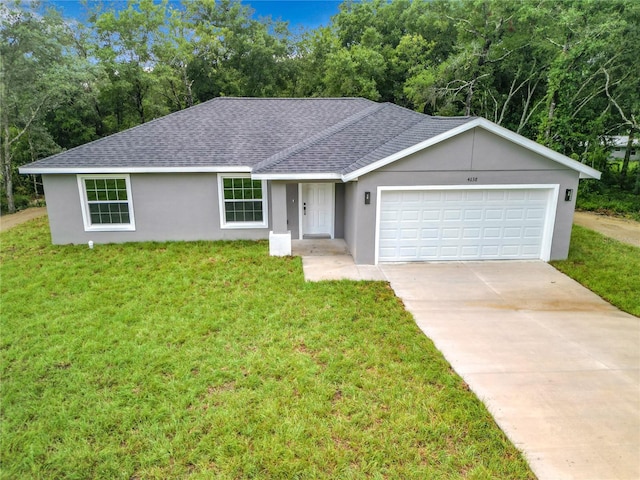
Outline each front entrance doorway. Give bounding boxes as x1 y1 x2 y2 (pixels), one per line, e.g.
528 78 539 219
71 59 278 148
300 183 334 239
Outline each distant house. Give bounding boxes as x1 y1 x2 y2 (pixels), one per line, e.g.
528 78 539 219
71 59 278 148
20 97 600 264
608 136 639 161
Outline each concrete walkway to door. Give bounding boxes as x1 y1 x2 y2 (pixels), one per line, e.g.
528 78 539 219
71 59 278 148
380 261 639 480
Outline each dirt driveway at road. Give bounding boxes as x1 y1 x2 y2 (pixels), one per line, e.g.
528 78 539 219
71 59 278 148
0 207 47 233
573 211 639 247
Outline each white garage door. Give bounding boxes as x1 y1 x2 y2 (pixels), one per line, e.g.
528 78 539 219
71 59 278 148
378 187 554 262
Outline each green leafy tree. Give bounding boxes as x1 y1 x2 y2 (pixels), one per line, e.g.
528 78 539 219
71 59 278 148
184 0 294 101
0 2 92 212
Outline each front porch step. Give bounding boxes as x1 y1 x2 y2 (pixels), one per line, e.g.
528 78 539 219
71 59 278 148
292 239 350 256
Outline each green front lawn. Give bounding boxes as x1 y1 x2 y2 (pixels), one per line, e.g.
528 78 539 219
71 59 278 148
0 217 533 479
552 225 640 317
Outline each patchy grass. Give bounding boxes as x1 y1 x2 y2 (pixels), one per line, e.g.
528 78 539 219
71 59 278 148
552 225 640 317
1 217 533 479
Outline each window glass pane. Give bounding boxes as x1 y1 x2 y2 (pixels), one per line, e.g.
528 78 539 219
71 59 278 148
222 178 264 224
84 177 131 225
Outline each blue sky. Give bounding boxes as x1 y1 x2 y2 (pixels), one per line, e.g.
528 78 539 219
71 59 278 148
44 1 343 31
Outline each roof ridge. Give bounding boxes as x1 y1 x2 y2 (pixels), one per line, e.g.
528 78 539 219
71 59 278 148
216 96 373 101
252 102 388 173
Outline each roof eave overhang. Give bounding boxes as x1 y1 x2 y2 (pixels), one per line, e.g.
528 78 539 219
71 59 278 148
342 118 601 181
251 173 342 181
19 166 253 175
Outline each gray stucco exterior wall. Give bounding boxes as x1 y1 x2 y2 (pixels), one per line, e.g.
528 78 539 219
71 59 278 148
345 128 580 264
343 182 359 258
285 183 299 239
334 183 345 239
42 173 271 244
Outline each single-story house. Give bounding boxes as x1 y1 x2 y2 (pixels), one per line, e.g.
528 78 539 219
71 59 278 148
20 97 600 264
608 136 639 161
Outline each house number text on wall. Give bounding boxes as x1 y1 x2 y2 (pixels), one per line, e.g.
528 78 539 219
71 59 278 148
467 177 478 182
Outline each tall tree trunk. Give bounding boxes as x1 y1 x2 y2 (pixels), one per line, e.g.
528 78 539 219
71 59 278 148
2 123 15 213
465 80 474 116
544 95 556 144
620 130 635 184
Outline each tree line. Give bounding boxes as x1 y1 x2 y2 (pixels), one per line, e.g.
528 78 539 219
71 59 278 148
2 0 638 213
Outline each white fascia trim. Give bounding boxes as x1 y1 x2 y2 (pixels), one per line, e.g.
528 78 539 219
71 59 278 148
20 166 252 175
343 118 601 182
252 173 342 181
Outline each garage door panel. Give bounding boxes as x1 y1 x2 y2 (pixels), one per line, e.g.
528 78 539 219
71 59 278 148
420 228 439 239
441 228 461 239
504 227 522 238
401 229 419 239
465 191 484 201
379 187 551 262
422 210 440 221
485 209 504 220
463 228 481 239
401 210 419 221
464 209 483 220
380 210 399 221
507 190 527 201
506 208 524 220
526 208 545 219
461 246 480 256
483 227 501 238
443 209 462 221
445 191 464 201
401 191 422 202
487 191 506 201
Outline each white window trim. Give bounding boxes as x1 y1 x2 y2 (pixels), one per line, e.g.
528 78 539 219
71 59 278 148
77 174 136 232
218 174 269 229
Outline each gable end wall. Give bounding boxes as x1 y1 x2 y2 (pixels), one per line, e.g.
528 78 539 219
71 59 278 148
347 128 580 264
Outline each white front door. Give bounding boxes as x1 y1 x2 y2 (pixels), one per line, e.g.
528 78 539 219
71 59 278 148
301 183 334 238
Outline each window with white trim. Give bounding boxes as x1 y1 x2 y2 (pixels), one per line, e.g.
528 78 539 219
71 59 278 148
218 175 268 228
77 175 135 231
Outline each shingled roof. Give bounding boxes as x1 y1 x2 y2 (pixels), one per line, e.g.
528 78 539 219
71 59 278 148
20 97 476 178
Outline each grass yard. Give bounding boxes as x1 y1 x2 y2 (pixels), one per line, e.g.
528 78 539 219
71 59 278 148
0 217 533 479
552 225 640 317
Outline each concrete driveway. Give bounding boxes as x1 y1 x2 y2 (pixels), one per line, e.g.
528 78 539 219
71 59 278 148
379 261 639 480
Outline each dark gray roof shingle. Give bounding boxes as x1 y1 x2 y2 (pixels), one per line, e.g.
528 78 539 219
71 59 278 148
21 97 474 176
